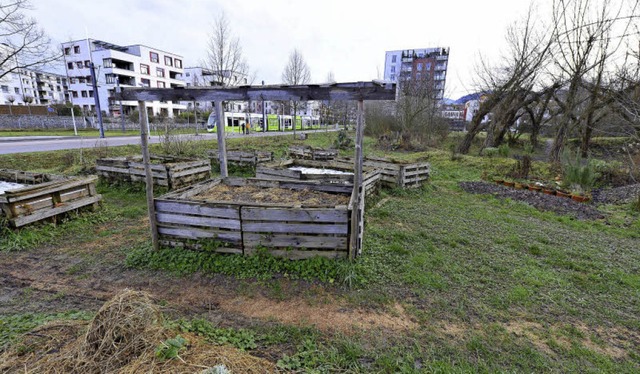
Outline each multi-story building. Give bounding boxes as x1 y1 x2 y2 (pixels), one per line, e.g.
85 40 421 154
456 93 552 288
61 39 186 117
383 47 449 100
181 66 248 113
0 44 68 106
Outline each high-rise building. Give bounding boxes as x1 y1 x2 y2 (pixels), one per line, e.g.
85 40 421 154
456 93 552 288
61 39 186 117
383 47 449 99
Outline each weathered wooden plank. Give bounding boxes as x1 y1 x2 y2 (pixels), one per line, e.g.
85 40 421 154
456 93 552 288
10 195 102 228
157 212 241 230
4 177 98 203
243 233 348 249
241 207 348 223
155 200 240 219
242 222 348 234
244 247 347 259
159 239 242 254
158 226 242 242
168 166 211 179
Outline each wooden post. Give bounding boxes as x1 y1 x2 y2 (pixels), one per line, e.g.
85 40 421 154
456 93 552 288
349 99 365 259
215 100 228 177
138 101 159 250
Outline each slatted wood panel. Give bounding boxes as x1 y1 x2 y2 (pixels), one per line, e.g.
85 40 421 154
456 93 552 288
96 155 210 190
256 159 381 198
153 177 355 259
288 146 338 161
338 157 431 188
207 150 273 166
1 173 102 228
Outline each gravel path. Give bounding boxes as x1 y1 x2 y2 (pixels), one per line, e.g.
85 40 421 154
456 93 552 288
591 184 640 205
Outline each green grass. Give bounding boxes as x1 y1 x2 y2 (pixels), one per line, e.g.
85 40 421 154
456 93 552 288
1 133 639 372
0 311 93 348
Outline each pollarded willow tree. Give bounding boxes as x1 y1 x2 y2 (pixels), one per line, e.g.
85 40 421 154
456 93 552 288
281 48 311 136
0 0 60 80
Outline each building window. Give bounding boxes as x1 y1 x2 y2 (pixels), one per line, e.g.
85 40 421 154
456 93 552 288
86 76 92 84
185 72 190 77
69 77 76 84
72 91 78 98
78 77 86 84
174 59 182 68
74 46 80 53
105 74 115 84
140 78 150 87
416 73 421 80
84 60 91 68
390 66 395 73
164 56 173 66
88 90 94 97
156 67 164 77
64 47 71 55
140 64 150 75
1 85 8 93
392 55 397 63
390 74 395 80
81 91 88 98
150 51 159 63
417 63 423 71
426 62 431 70
14 87 19 94
76 61 83 69
157 81 165 88
67 62 74 70
103 58 112 68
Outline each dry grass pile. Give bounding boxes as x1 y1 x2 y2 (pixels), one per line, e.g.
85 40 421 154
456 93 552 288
0 289 277 373
194 184 350 206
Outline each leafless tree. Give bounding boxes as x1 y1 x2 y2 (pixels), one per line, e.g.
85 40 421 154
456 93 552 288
204 12 248 88
0 0 59 80
6 94 14 114
547 0 639 163
282 48 311 136
457 5 554 154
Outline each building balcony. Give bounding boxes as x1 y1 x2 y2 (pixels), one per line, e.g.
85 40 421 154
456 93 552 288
436 55 448 61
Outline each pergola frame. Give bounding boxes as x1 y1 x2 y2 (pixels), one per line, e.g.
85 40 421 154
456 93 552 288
115 81 396 259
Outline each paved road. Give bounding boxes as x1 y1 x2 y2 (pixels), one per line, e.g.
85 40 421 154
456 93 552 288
0 128 338 155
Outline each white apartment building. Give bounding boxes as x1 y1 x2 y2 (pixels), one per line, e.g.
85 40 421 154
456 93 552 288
0 44 68 106
383 47 449 100
62 39 186 117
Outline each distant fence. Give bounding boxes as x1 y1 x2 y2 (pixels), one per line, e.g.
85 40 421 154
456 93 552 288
0 115 204 131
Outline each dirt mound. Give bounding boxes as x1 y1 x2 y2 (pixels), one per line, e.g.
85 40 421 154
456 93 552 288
591 184 640 205
0 289 276 373
459 181 605 220
193 184 349 206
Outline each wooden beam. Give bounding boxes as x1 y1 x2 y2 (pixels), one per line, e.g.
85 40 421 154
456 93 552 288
138 101 159 250
349 99 365 260
215 100 228 177
115 81 396 102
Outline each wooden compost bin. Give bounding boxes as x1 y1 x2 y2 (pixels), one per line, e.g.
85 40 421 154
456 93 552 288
256 159 381 197
337 156 430 188
288 145 338 161
154 177 359 259
0 169 102 228
96 155 210 190
207 150 273 166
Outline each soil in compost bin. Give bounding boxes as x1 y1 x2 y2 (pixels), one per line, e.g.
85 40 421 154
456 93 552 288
0 181 25 194
192 184 350 206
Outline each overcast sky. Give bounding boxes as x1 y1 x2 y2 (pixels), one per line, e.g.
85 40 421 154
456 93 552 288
31 0 536 99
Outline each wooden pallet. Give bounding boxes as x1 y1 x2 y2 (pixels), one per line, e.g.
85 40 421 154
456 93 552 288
338 156 430 188
207 150 273 166
288 146 338 161
96 155 210 190
1 171 102 228
154 177 355 259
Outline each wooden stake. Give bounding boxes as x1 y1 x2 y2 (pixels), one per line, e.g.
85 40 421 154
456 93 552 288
215 100 228 177
138 101 159 250
349 99 365 259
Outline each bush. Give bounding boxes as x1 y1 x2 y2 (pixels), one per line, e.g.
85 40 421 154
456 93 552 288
498 144 510 157
561 149 599 193
483 147 499 158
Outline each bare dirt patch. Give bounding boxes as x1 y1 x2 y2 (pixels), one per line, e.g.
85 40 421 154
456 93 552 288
459 181 605 220
193 184 350 206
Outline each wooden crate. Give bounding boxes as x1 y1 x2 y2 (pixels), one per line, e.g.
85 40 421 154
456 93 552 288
288 146 338 161
338 156 430 188
154 177 359 259
207 150 273 166
256 159 381 198
96 155 210 190
0 169 102 228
